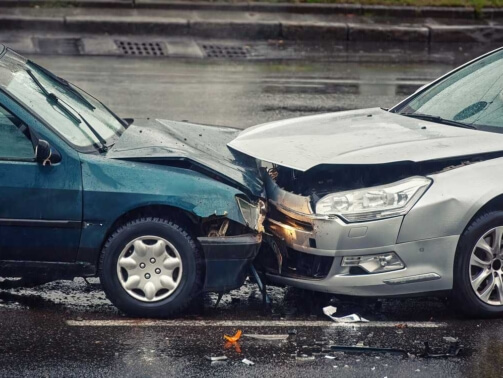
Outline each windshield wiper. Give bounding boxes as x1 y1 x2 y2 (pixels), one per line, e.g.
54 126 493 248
26 69 81 124
26 69 108 152
401 112 477 130
27 60 96 111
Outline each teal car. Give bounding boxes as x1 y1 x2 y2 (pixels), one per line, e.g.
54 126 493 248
0 45 265 317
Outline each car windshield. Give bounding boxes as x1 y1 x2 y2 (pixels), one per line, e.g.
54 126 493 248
0 49 125 151
395 49 503 133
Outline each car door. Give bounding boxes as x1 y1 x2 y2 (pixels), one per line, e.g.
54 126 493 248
0 101 83 262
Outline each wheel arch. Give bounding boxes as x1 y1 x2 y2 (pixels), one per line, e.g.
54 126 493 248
96 204 203 270
460 194 503 238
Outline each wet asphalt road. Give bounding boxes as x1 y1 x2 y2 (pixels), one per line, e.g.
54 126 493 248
2 54 503 377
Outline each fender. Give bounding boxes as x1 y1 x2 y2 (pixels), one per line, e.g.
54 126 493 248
398 156 503 243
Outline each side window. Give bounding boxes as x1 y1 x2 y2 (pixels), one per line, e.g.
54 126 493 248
0 105 34 160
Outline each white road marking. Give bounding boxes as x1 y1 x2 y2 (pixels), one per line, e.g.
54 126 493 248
66 319 445 328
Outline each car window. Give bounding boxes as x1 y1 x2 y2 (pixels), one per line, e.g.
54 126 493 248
0 104 34 160
397 49 503 130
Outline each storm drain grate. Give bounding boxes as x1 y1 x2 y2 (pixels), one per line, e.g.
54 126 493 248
35 38 82 55
200 44 251 59
115 40 167 56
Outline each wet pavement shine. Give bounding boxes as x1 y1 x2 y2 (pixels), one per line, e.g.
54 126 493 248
2 53 503 377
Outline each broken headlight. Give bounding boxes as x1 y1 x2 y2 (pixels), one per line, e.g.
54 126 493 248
236 197 266 232
315 176 431 222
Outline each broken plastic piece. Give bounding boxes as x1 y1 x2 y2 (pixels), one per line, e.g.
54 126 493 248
224 330 242 343
323 306 369 323
243 334 289 341
325 355 336 359
242 358 255 366
205 355 228 362
295 355 315 362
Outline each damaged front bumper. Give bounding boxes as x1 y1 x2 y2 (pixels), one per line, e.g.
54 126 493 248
260 175 456 297
198 234 262 292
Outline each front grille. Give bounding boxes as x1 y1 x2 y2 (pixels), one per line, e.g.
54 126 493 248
115 40 167 56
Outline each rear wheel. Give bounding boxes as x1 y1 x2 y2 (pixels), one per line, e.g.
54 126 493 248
99 217 204 317
453 211 503 317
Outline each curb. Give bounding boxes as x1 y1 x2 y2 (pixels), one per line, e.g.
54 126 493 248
0 0 494 20
3 14 503 43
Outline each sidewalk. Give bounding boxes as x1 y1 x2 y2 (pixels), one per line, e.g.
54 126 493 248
4 0 503 19
2 2 503 43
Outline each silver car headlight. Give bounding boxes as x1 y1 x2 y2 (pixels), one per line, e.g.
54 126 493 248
315 176 432 222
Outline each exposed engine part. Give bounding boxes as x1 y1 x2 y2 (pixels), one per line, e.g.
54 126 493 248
267 167 279 181
268 152 503 199
207 219 229 237
203 217 247 237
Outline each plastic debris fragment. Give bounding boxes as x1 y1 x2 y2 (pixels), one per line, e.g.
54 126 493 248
205 356 228 362
242 358 255 366
323 306 369 323
295 355 315 362
224 330 242 343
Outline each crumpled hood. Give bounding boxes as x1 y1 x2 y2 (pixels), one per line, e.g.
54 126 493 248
106 119 263 197
228 107 503 171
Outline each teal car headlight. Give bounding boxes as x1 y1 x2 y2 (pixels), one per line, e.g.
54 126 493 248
315 176 432 222
236 197 266 232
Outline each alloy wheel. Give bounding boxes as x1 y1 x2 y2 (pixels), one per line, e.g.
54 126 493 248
116 236 183 302
470 227 503 306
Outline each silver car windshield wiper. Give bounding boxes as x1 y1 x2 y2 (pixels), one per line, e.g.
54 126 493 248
27 60 96 111
401 112 477 130
26 69 108 152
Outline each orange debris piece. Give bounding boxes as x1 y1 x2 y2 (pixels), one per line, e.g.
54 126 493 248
224 330 242 343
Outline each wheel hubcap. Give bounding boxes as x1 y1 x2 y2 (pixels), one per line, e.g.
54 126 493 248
470 227 503 306
116 236 183 302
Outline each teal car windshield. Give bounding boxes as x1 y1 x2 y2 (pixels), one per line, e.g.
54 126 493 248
0 49 125 151
396 49 503 132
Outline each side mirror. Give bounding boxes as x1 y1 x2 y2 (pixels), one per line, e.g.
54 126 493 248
35 140 60 166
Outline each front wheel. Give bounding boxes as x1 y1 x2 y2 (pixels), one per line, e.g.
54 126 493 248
452 211 503 318
99 217 204 317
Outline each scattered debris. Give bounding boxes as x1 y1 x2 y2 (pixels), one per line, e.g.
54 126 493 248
323 306 369 323
295 355 315 362
395 323 408 329
325 355 336 359
287 329 297 335
205 356 228 362
224 330 242 343
242 358 255 366
243 334 289 341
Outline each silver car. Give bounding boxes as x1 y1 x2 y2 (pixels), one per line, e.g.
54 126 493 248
228 47 503 317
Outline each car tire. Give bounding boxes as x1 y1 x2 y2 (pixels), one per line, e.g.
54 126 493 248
99 217 204 317
452 211 503 318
